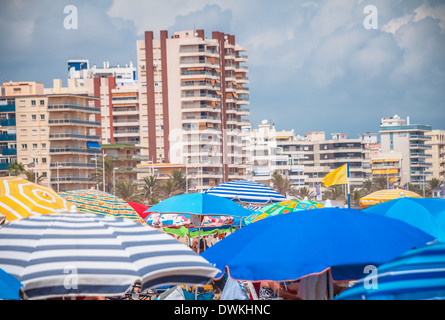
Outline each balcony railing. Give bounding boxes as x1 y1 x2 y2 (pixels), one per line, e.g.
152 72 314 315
0 119 16 127
0 148 17 156
50 162 96 168
48 119 101 126
48 104 100 114
0 133 16 141
49 133 101 140
49 147 101 155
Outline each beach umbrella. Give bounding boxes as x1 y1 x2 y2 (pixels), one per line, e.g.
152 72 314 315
0 212 219 300
145 193 252 254
59 189 144 223
359 188 421 208
127 201 150 219
0 268 23 300
0 176 70 222
336 241 445 300
146 213 234 229
201 207 434 283
243 199 324 225
364 198 445 242
144 193 252 224
205 179 286 204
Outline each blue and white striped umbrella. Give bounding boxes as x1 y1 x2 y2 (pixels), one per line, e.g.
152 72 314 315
336 241 445 300
205 179 286 204
0 213 219 300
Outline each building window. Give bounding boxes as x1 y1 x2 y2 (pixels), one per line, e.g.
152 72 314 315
40 114 45 120
41 129 46 135
42 158 47 164
21 144 27 150
31 100 36 106
32 129 37 136
31 115 37 120
42 172 47 178
40 100 45 106
41 143 46 149
32 144 38 149
20 129 27 136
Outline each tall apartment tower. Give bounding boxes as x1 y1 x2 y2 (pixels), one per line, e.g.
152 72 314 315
379 115 432 186
137 30 250 189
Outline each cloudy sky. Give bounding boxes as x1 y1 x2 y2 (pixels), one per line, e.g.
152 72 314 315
1 0 444 137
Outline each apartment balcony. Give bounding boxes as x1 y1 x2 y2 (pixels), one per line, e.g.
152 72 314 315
112 107 139 115
182 105 221 113
49 147 101 155
50 162 96 169
47 104 100 114
0 103 16 113
235 54 248 62
48 119 101 127
50 176 93 183
181 116 221 124
410 135 432 141
0 133 16 141
114 129 140 137
0 148 17 156
49 133 101 141
0 119 16 127
112 119 140 126
411 162 432 167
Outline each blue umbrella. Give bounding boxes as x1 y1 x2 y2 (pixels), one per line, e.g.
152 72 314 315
205 179 286 204
0 268 22 300
336 241 445 300
144 193 253 224
364 198 445 242
201 207 434 282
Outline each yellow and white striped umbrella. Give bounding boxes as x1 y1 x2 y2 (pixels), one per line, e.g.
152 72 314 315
0 176 70 222
359 188 422 208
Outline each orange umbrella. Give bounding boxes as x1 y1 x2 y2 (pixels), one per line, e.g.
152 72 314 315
359 189 421 208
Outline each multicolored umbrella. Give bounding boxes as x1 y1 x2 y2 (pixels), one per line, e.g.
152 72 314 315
243 199 324 225
146 213 234 229
0 213 220 299
336 241 445 300
59 189 144 223
359 189 421 208
0 176 70 222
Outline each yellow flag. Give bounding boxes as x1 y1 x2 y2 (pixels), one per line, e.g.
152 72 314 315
321 164 347 187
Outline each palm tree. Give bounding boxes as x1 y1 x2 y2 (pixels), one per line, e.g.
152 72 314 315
90 159 115 193
23 170 45 184
426 178 442 197
293 186 315 200
324 185 345 200
115 181 144 202
156 179 183 200
7 161 25 176
404 183 422 195
270 174 293 197
360 179 374 194
169 169 187 194
141 175 158 201
372 176 388 191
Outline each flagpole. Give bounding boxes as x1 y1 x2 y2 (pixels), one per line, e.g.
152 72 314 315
347 162 351 209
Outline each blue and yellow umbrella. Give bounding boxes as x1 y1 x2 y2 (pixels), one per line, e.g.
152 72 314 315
59 189 144 223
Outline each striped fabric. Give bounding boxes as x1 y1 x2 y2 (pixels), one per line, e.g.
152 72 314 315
336 242 445 300
59 189 144 223
0 213 219 300
0 176 70 222
359 189 421 208
205 179 286 204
